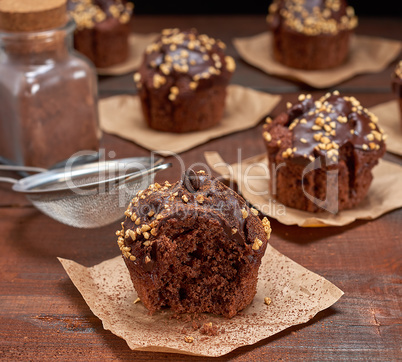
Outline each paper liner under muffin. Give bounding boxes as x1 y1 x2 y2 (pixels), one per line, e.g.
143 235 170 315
58 243 343 357
233 33 402 88
98 85 281 155
205 152 402 227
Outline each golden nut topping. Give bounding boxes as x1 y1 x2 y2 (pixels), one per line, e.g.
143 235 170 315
250 208 259 216
225 55 236 72
252 237 263 250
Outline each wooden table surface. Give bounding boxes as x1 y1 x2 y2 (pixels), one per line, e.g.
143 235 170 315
0 15 401 361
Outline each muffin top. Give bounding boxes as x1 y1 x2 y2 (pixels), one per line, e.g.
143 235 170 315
67 0 133 30
133 28 236 98
263 91 386 165
267 0 358 36
116 170 271 270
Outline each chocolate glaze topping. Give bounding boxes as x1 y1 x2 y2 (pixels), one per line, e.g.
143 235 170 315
67 0 133 29
116 170 271 272
133 28 236 97
182 168 200 192
263 91 386 165
267 0 357 36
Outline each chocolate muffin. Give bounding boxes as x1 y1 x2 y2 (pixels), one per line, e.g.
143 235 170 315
266 0 358 70
262 91 386 213
391 60 402 127
133 28 236 133
116 170 271 318
67 0 133 68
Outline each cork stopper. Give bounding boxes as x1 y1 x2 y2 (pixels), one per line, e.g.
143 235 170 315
0 0 67 32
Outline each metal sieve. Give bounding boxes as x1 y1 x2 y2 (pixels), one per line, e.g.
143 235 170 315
0 157 171 228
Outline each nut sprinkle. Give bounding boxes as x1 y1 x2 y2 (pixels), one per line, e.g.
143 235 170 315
263 91 386 164
133 28 235 100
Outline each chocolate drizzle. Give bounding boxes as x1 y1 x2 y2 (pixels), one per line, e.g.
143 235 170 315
263 91 386 166
182 169 200 193
119 170 266 272
292 94 384 159
144 28 230 81
267 0 357 35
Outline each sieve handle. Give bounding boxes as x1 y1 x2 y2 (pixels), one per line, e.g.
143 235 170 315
0 165 47 173
119 162 172 186
0 176 18 184
0 165 48 184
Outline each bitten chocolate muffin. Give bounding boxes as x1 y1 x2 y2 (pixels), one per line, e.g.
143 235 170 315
133 28 236 133
67 0 133 68
116 170 271 318
266 0 358 70
262 91 386 213
391 60 402 127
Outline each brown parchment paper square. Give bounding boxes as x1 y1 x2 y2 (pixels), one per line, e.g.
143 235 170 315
97 33 159 76
233 32 402 89
58 243 343 357
99 85 281 156
205 152 402 227
369 100 402 156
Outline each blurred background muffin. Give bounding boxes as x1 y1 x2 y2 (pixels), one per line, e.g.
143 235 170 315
266 0 358 70
133 28 236 133
262 91 386 213
68 0 134 68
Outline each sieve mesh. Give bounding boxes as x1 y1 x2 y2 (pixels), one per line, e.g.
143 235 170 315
0 158 171 228
26 173 155 228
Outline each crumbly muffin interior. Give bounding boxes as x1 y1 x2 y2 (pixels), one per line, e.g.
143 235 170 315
145 213 257 317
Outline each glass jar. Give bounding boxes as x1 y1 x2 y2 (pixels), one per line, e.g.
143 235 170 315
0 17 100 168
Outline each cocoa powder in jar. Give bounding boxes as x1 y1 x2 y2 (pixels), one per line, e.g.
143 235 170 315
0 1 100 168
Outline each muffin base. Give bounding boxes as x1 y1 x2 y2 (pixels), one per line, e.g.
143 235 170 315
267 142 384 213
139 84 228 133
271 28 351 70
123 212 265 318
73 18 130 68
